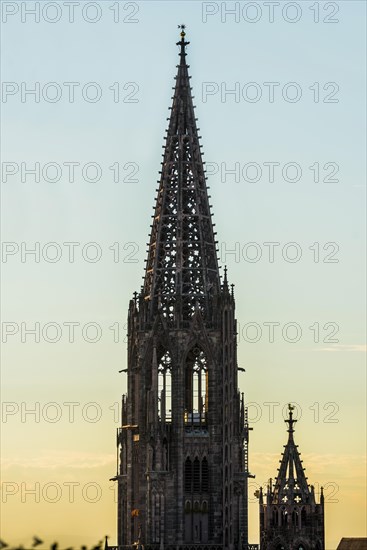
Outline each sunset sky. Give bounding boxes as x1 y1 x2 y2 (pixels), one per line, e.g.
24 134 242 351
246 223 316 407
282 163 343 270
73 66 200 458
1 1 366 548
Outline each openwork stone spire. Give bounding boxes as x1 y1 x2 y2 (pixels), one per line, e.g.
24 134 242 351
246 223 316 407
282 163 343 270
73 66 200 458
272 404 311 506
259 404 325 549
143 26 220 321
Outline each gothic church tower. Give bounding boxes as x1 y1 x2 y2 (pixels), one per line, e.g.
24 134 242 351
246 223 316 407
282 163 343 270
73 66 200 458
115 28 251 549
259 406 325 550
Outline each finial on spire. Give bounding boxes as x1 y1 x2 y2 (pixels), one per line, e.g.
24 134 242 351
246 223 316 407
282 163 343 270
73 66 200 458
285 403 297 434
178 23 186 39
177 24 189 60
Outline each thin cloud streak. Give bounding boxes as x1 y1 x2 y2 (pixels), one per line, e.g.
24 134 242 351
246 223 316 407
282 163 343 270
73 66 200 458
314 344 366 353
1 450 115 470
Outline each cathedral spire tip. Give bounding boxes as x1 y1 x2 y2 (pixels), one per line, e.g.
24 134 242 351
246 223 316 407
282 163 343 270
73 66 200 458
177 24 189 59
285 403 297 435
178 23 186 35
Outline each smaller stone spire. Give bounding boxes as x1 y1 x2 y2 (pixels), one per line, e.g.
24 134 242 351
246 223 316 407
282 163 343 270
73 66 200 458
272 404 310 505
259 403 325 549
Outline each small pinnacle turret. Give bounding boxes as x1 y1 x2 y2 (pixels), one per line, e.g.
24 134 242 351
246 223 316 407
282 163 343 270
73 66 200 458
259 404 325 549
272 404 310 506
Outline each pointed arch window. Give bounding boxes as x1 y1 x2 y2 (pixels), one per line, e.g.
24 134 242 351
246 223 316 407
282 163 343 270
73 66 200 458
184 346 208 425
193 457 200 492
158 351 172 422
301 507 307 527
201 457 209 492
185 457 193 493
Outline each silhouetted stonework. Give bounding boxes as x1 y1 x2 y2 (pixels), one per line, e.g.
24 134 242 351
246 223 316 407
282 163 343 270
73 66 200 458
336 539 367 550
259 407 325 550
113 28 251 550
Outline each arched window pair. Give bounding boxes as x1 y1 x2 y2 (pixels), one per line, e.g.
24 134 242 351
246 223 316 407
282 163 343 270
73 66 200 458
184 346 208 425
157 346 209 426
